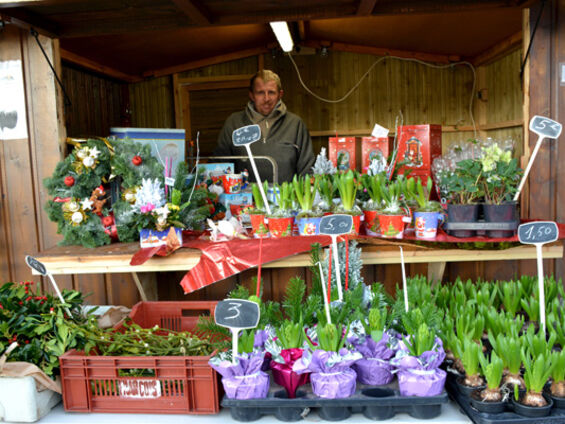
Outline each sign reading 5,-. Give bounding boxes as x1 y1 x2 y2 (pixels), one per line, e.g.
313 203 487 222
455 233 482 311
214 299 260 329
529 116 563 139
518 221 559 245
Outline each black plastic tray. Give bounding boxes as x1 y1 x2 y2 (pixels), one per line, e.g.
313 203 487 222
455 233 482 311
222 381 449 422
447 376 565 424
444 221 519 231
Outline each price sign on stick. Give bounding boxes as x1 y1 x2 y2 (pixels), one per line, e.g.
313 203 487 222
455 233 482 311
215 299 260 364
25 256 70 315
518 221 559 334
232 125 271 215
320 214 353 301
514 116 562 202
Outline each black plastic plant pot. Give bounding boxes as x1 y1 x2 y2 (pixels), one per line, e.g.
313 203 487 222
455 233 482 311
229 407 262 422
273 390 307 422
552 394 565 409
511 393 554 418
483 202 518 238
318 406 351 421
361 388 395 420
409 403 442 419
469 388 507 414
456 376 486 398
447 204 480 238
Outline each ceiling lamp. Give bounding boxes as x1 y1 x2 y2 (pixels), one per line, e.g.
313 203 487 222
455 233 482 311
269 21 294 53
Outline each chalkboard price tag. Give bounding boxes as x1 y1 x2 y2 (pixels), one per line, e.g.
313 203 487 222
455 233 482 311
518 221 559 245
215 299 260 330
25 255 47 276
319 214 353 236
529 116 563 139
232 125 261 146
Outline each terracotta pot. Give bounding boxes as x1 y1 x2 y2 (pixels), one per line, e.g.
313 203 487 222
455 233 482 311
267 216 294 238
363 210 379 236
249 213 269 238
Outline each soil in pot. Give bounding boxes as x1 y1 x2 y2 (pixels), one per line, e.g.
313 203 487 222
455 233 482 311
447 204 480 238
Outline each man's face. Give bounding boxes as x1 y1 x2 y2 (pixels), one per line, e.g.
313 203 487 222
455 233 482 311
249 78 283 116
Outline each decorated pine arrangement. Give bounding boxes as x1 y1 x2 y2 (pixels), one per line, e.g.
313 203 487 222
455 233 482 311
44 139 114 247
311 147 337 176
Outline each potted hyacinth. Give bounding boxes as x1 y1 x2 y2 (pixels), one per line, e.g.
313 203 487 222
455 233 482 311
348 307 396 385
548 349 565 407
511 351 554 417
406 177 443 239
292 174 322 235
360 173 384 236
334 170 362 235
469 351 506 413
488 334 525 389
316 174 336 215
293 323 361 399
377 180 411 239
453 338 485 395
266 182 294 238
249 182 269 238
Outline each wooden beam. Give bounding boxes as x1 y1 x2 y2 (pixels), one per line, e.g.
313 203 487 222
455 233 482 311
177 74 253 85
60 48 142 83
471 31 522 66
303 40 460 64
0 0 76 6
171 0 211 25
143 47 269 78
1 10 58 37
357 0 378 15
371 0 532 15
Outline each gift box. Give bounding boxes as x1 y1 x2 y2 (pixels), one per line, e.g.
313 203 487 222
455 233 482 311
394 125 442 181
328 137 361 171
110 127 186 173
219 191 253 219
139 227 183 248
361 136 392 172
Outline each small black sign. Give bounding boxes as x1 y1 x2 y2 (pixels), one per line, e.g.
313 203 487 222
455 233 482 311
319 214 354 236
518 221 559 245
232 125 261 146
215 299 260 329
530 116 562 139
25 255 47 276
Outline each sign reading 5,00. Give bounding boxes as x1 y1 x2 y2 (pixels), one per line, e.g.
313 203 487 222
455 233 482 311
518 221 559 245
319 214 353 236
214 299 260 329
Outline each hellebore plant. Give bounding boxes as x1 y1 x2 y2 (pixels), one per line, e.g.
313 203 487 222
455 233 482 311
477 351 504 402
479 144 522 205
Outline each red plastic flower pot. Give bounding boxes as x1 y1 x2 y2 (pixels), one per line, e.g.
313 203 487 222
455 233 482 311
249 213 269 238
377 214 409 238
363 210 379 236
267 216 294 238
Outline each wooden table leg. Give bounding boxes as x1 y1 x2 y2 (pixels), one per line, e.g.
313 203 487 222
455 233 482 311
131 272 158 301
428 262 447 286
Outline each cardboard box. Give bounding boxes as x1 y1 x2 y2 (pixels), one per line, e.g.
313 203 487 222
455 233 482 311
219 191 253 219
110 127 185 172
395 125 442 177
328 137 361 171
139 227 183 248
361 136 391 172
196 163 234 182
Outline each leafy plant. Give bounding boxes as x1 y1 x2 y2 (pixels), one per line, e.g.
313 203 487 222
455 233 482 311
405 176 442 212
488 333 524 389
292 174 319 215
282 277 307 323
478 144 522 205
444 159 483 204
316 175 336 211
457 337 484 387
498 280 522 316
379 179 405 215
522 324 556 358
520 295 540 323
251 181 269 212
275 320 306 349
271 181 294 214
360 173 384 210
237 330 256 354
478 351 504 402
521 351 554 406
309 323 349 352
403 322 437 357
334 170 360 212
550 349 565 398
484 309 523 339
362 307 389 342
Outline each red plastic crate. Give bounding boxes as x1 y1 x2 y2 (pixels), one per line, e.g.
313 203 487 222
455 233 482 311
60 301 220 414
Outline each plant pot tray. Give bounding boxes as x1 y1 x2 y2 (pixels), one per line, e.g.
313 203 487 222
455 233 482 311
446 376 565 424
222 381 448 422
444 220 519 231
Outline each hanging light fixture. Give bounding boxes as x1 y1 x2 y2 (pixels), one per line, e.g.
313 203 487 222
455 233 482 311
269 21 294 53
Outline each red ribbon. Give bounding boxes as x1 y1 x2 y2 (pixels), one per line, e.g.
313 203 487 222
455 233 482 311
53 197 71 203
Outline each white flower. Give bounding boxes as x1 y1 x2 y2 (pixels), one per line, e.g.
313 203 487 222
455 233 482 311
76 148 88 159
154 204 170 221
89 146 101 158
83 156 95 167
133 178 165 211
81 198 94 210
71 211 83 224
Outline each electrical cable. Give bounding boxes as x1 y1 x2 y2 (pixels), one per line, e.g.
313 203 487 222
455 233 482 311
287 52 477 138
520 0 546 80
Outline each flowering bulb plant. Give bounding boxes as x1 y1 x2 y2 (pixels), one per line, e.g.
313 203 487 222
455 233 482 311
478 144 522 204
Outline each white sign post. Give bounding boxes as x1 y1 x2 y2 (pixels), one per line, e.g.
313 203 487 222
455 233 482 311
232 125 271 215
517 221 559 333
399 247 409 313
514 116 562 202
319 214 354 302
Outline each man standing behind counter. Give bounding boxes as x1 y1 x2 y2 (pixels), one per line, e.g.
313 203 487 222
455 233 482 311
213 70 315 183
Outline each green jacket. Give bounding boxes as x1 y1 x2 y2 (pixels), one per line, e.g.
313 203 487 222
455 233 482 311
213 101 315 183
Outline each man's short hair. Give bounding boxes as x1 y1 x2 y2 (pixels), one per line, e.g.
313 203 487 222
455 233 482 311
249 70 282 92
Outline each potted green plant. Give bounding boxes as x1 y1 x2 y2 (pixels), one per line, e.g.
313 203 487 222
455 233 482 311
315 174 336 215
511 351 554 416
488 333 525 389
249 182 270 238
470 351 506 413
548 349 565 407
266 181 294 237
334 170 362 235
478 144 522 237
406 176 443 239
292 174 322 235
377 180 410 239
360 173 384 236
453 337 485 395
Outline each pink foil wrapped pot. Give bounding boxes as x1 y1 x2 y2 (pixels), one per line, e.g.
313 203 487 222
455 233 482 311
270 348 310 398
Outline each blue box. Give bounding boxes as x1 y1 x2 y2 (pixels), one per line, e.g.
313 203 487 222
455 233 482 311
220 191 253 219
139 227 183 248
110 127 185 173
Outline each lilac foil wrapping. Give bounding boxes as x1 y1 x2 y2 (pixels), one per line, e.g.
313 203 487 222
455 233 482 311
349 332 395 385
209 351 270 399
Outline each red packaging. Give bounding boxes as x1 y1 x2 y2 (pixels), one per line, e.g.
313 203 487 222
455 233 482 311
328 137 361 171
361 136 392 172
394 125 442 180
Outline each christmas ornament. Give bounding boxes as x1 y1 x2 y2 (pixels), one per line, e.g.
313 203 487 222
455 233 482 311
83 156 95 167
132 155 143 166
64 176 75 187
101 216 114 227
71 212 84 224
80 198 94 210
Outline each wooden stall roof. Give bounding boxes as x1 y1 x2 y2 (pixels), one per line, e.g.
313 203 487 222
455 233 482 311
0 0 533 80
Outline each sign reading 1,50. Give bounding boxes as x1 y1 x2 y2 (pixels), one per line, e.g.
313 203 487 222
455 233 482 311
518 221 558 245
524 225 552 240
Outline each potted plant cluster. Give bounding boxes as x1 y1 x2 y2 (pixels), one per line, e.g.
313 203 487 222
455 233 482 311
248 181 270 238
293 175 323 235
405 176 443 239
267 181 295 238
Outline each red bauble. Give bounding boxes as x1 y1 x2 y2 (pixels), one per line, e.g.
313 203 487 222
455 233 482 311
64 176 75 187
101 216 114 227
132 155 143 166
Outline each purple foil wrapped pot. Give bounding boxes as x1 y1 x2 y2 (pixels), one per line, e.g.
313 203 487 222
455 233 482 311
209 351 270 399
350 332 395 385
